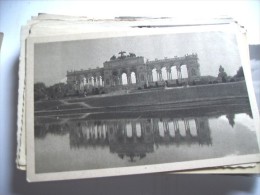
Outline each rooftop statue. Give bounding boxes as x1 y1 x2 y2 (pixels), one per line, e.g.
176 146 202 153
129 52 136 57
110 55 116 61
118 51 127 59
110 52 137 61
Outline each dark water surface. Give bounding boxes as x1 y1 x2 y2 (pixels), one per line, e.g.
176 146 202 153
35 106 259 173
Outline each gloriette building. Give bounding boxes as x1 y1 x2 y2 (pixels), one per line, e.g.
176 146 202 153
67 52 201 93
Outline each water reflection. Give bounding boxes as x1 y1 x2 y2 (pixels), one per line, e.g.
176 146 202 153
36 110 251 162
35 103 260 173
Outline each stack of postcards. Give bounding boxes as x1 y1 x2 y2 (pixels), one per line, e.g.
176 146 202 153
17 14 260 182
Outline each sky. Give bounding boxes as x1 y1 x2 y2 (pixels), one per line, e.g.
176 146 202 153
34 31 242 86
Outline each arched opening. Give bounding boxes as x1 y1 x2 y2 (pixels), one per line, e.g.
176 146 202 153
126 123 133 138
83 77 87 86
91 76 95 86
136 123 142 137
94 125 98 139
112 71 119 86
161 67 167 81
86 77 91 87
181 65 188 79
158 121 164 137
99 76 103 86
171 66 178 80
152 68 157 82
121 73 128 85
103 124 107 138
88 77 91 86
131 72 136 84
79 79 84 90
94 76 98 87
179 120 186 136
189 119 198 136
82 124 90 139
168 121 175 137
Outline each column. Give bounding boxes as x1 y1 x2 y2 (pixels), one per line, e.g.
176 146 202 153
96 76 100 86
77 79 80 90
127 73 131 85
119 75 122 85
167 68 172 80
159 70 162 81
156 69 160 81
90 77 93 86
93 77 97 87
176 66 181 80
184 120 191 136
132 122 137 143
100 77 103 87
174 120 179 131
149 71 153 82
135 73 138 84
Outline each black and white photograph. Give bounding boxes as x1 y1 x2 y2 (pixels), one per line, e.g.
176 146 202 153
27 27 260 181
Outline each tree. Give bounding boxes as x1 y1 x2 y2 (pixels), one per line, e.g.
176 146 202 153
218 65 228 83
46 83 69 99
34 82 47 101
234 66 244 78
226 114 235 127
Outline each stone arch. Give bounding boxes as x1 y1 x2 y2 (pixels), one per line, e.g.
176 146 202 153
126 123 133 138
181 64 188 79
91 76 95 86
131 71 136 84
84 75 89 86
99 75 103 86
120 69 128 85
168 121 175 137
158 121 164 137
178 120 186 136
161 67 167 81
82 77 87 89
112 70 119 86
171 66 178 80
136 123 142 137
87 76 92 86
152 68 157 82
121 73 128 85
189 119 198 136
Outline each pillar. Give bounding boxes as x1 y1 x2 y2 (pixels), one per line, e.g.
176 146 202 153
100 77 103 87
167 68 172 80
119 75 122 85
159 70 162 81
177 66 182 80
149 71 153 82
157 69 162 81
127 73 131 85
132 122 137 143
97 76 100 86
174 120 179 131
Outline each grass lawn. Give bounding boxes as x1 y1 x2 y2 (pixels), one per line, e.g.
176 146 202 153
35 81 248 111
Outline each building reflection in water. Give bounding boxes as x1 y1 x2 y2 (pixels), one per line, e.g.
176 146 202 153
35 116 212 162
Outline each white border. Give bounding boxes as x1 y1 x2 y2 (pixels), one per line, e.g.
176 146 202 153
26 24 260 182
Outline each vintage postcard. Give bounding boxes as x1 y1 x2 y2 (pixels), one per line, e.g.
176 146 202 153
26 24 260 181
